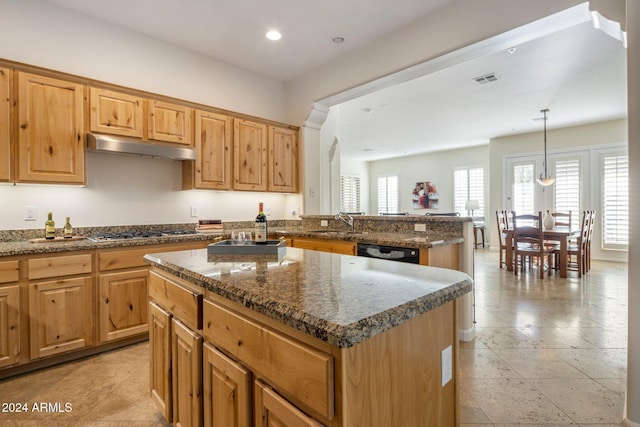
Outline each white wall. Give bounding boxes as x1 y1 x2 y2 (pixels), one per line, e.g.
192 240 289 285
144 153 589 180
368 145 489 215
0 0 303 230
0 153 297 229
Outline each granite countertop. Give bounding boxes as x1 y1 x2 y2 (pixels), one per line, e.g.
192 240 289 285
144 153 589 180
273 228 464 248
0 233 221 257
0 227 462 257
144 247 472 348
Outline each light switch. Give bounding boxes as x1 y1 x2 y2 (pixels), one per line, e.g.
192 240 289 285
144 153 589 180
441 345 453 387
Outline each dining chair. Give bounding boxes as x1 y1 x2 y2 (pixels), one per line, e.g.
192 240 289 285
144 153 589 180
512 211 555 278
549 210 572 227
562 210 590 277
586 210 596 272
496 210 509 268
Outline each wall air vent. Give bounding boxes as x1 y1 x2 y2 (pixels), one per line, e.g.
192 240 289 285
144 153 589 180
473 73 499 84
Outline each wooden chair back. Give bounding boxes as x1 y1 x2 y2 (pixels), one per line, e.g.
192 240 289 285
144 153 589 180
549 210 572 227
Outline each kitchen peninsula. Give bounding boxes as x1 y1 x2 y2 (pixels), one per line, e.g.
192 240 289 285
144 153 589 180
145 246 472 427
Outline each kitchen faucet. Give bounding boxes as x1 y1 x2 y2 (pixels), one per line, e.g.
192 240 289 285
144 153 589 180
335 212 354 232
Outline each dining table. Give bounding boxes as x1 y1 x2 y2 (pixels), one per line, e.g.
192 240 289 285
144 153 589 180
504 226 580 278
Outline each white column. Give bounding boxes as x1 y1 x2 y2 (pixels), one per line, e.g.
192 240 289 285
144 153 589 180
302 103 330 215
625 0 640 424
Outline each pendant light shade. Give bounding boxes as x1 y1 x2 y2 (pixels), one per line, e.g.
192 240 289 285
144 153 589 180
536 108 555 186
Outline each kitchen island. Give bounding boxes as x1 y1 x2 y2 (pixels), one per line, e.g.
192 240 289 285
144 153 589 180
144 246 472 427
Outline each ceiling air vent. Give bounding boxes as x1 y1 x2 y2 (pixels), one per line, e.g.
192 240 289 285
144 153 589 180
473 73 499 84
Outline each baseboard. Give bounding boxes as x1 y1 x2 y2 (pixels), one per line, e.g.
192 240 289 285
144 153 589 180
459 325 475 342
622 418 640 427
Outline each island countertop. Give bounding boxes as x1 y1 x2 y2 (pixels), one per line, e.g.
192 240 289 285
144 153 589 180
144 247 472 348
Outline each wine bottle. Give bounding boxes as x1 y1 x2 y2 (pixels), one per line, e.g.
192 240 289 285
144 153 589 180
45 212 56 240
255 202 268 244
63 216 73 238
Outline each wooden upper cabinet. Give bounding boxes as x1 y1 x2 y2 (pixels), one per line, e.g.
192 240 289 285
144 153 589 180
183 110 232 190
89 87 144 138
0 68 10 182
268 126 298 193
233 119 267 191
17 72 85 184
148 100 193 145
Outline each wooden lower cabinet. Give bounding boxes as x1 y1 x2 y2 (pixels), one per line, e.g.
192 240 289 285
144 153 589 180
99 269 149 342
149 269 204 427
291 238 355 256
0 284 20 368
203 342 251 427
149 302 173 422
254 380 323 427
28 276 93 359
173 318 203 427
419 243 461 269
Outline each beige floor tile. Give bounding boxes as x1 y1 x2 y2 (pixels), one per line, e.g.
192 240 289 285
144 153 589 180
464 377 574 424
493 348 588 379
515 326 598 349
459 348 521 379
530 378 625 424
555 348 627 379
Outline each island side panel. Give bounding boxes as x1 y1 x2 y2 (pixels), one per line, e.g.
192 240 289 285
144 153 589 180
341 300 458 427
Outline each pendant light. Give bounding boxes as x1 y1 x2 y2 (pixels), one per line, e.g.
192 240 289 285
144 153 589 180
536 108 555 186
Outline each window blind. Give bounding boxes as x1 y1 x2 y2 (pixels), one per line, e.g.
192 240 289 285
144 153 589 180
602 155 628 248
340 175 361 212
377 175 398 214
454 167 484 216
554 159 581 228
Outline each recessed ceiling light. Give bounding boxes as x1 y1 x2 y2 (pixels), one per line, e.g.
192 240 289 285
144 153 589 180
265 30 282 41
331 35 346 44
507 47 517 54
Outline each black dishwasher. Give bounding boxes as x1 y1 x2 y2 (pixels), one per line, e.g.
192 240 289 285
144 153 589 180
357 243 420 264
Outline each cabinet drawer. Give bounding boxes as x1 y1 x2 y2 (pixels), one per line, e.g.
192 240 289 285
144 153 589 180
149 270 202 330
28 254 92 280
0 260 19 284
204 300 334 420
99 242 208 272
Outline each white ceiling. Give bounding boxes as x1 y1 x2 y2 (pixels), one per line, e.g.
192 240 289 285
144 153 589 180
44 0 628 161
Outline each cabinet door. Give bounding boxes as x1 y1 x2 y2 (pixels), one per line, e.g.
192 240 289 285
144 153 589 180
203 342 251 427
89 87 144 138
184 110 232 190
254 380 323 427
28 276 93 359
98 269 149 343
17 72 85 184
149 301 173 422
268 126 298 193
292 238 356 256
0 67 10 182
0 284 20 368
172 318 203 427
148 100 193 145
233 119 267 191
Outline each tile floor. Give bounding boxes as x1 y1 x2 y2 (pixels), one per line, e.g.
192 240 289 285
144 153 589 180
0 248 628 426
461 249 628 426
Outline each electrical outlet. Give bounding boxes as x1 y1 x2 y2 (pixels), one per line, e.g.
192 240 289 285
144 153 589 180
320 220 328 227
309 188 316 198
414 223 427 232
24 205 37 221
441 345 453 387
190 206 198 217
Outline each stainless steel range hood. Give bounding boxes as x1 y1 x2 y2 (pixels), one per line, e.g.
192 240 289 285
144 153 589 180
86 133 196 161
